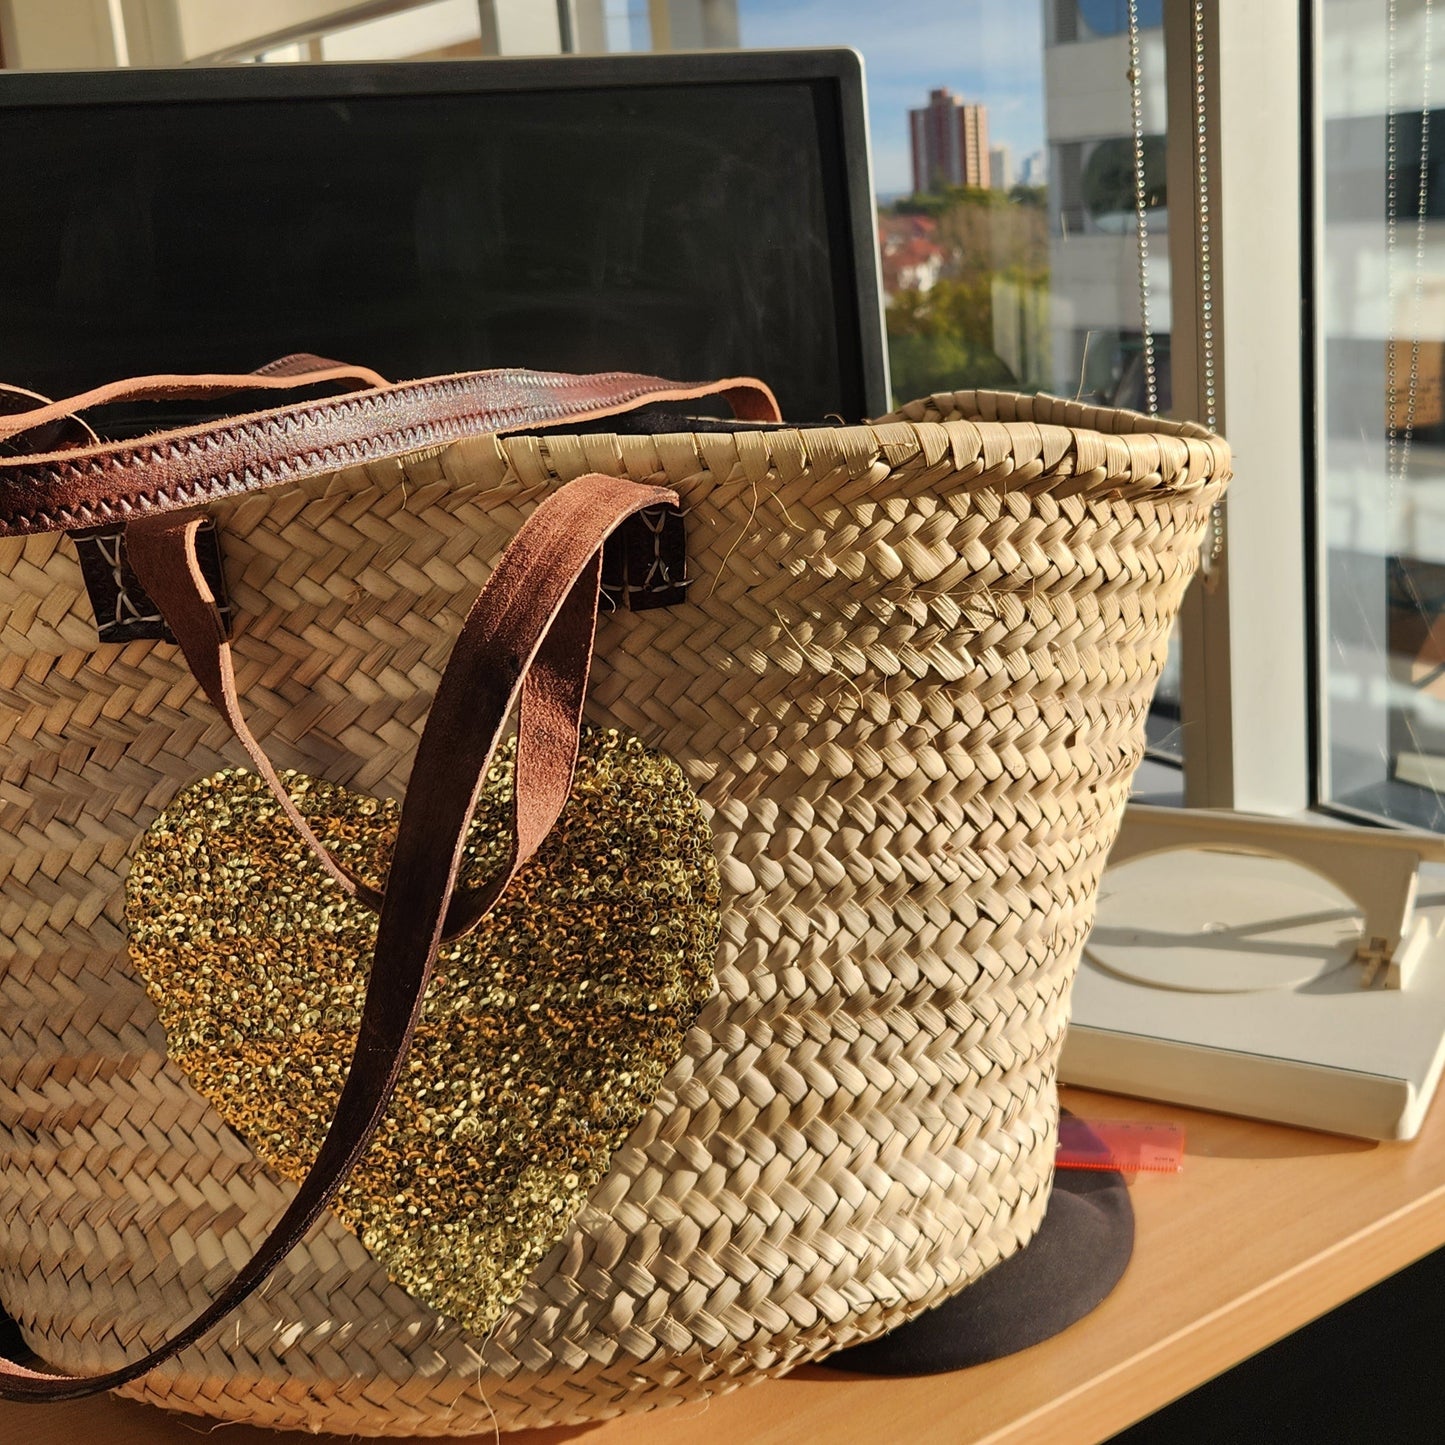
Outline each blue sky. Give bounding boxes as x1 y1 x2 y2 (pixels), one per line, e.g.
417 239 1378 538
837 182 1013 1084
737 0 1047 195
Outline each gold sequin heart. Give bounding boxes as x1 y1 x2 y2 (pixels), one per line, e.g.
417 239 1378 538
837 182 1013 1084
126 728 719 1336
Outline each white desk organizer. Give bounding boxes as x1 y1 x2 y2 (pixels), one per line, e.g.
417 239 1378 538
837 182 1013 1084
1061 806 1445 1139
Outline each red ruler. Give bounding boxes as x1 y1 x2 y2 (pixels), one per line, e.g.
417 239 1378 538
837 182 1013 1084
1057 1117 1185 1174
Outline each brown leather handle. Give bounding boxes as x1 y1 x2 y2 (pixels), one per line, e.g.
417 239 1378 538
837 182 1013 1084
0 356 393 444
0 473 673 1401
122 371 767 936
0 368 780 537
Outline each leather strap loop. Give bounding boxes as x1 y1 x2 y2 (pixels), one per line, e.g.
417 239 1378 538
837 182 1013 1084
124 506 594 943
125 510 389 917
0 473 673 1401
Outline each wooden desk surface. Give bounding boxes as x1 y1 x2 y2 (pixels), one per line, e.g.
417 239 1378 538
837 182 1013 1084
7 1085 1445 1445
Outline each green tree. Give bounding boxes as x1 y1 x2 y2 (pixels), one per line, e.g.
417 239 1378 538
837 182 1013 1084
887 326 1017 403
882 186 1051 401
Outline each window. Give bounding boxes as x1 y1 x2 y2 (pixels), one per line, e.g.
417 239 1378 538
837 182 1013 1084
1052 0 1165 44
1317 0 1445 829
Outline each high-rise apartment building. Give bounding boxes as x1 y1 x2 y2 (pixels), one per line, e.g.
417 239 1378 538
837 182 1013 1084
909 88 991 193
990 143 1015 191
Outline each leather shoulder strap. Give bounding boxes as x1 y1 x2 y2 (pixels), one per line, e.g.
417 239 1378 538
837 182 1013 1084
0 474 670 1401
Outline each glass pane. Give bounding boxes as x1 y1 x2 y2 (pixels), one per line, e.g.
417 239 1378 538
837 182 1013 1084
732 1 1182 779
1319 0 1445 828
733 3 1158 402
1042 1 1182 769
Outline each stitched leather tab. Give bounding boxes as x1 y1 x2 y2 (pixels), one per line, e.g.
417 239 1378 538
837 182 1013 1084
72 518 231 644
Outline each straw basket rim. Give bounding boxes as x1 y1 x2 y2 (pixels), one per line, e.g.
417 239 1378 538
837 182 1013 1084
485 387 1231 515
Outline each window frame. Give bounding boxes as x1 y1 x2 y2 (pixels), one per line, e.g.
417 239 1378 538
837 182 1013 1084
1164 0 1315 817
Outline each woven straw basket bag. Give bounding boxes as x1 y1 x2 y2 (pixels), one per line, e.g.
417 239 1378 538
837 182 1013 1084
0 363 1228 1434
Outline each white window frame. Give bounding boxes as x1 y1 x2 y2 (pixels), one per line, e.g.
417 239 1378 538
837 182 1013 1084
1164 0 1314 817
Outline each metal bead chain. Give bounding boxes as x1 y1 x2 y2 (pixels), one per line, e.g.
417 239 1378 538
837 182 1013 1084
1407 11 1434 487
1386 0 1434 508
1387 0 1402 502
1194 0 1223 566
1128 0 1158 416
1130 0 1222 566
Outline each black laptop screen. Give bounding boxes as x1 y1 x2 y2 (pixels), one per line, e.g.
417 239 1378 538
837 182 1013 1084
0 55 884 422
